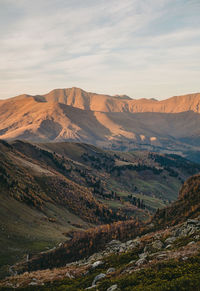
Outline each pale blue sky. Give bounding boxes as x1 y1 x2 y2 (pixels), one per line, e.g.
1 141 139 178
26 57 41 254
0 0 200 100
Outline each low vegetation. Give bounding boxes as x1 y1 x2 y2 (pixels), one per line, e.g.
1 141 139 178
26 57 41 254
153 174 200 228
13 220 141 274
0 139 200 283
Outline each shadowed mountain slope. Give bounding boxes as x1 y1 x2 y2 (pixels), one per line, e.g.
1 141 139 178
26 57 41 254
1 88 200 160
153 173 200 228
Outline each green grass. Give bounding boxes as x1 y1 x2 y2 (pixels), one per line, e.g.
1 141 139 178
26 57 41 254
132 177 180 201
98 254 200 291
133 193 166 209
107 179 168 211
107 170 181 211
10 252 200 291
0 193 91 278
98 198 123 209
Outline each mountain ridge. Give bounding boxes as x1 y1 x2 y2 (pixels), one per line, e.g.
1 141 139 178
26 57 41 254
1 88 200 160
2 87 200 113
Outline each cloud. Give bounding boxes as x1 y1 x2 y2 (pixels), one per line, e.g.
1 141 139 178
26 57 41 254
0 0 200 99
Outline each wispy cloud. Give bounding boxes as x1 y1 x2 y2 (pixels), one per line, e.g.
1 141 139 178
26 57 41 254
0 0 200 99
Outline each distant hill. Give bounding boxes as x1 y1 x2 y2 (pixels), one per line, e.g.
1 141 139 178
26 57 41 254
1 88 200 160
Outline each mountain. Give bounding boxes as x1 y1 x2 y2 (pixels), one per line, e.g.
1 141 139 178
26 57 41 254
1 88 200 161
6 87 200 113
0 139 199 278
1 88 200 290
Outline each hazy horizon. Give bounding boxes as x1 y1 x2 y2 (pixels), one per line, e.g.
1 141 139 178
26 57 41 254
0 0 200 100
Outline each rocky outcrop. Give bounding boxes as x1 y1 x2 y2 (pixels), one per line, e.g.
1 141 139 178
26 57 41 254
1 216 199 289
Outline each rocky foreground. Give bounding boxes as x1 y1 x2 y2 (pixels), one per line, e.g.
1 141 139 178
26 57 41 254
0 216 200 290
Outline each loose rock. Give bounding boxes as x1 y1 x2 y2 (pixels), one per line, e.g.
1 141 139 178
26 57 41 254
139 252 148 260
92 273 106 286
91 260 104 269
165 244 172 249
165 237 176 244
152 240 164 250
135 258 147 266
107 267 116 274
107 284 119 291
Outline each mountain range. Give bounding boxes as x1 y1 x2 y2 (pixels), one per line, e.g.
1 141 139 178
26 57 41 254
0 88 200 289
1 87 200 161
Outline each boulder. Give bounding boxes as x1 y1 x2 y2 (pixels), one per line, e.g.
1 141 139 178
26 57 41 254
143 245 149 253
106 240 121 247
144 240 164 253
139 252 148 260
91 260 104 269
88 252 103 263
152 240 164 250
156 253 168 260
119 247 125 253
86 286 96 290
65 272 74 278
29 282 38 286
187 219 198 225
106 267 116 274
135 258 147 266
165 244 172 249
107 284 119 291
105 240 122 253
188 227 197 236
92 273 106 286
126 240 133 246
128 259 136 265
175 224 197 237
165 236 176 244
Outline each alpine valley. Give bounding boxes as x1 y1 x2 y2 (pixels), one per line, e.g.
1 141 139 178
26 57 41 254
0 88 200 290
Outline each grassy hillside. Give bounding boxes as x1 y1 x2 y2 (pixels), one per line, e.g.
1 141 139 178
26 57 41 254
39 141 200 213
1 193 200 290
0 141 118 278
0 139 200 278
153 174 200 228
13 173 200 276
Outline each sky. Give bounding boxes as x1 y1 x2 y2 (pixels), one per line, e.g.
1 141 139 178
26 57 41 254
0 0 200 100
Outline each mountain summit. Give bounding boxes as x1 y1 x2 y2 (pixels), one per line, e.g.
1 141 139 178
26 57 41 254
7 87 200 113
1 88 200 159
